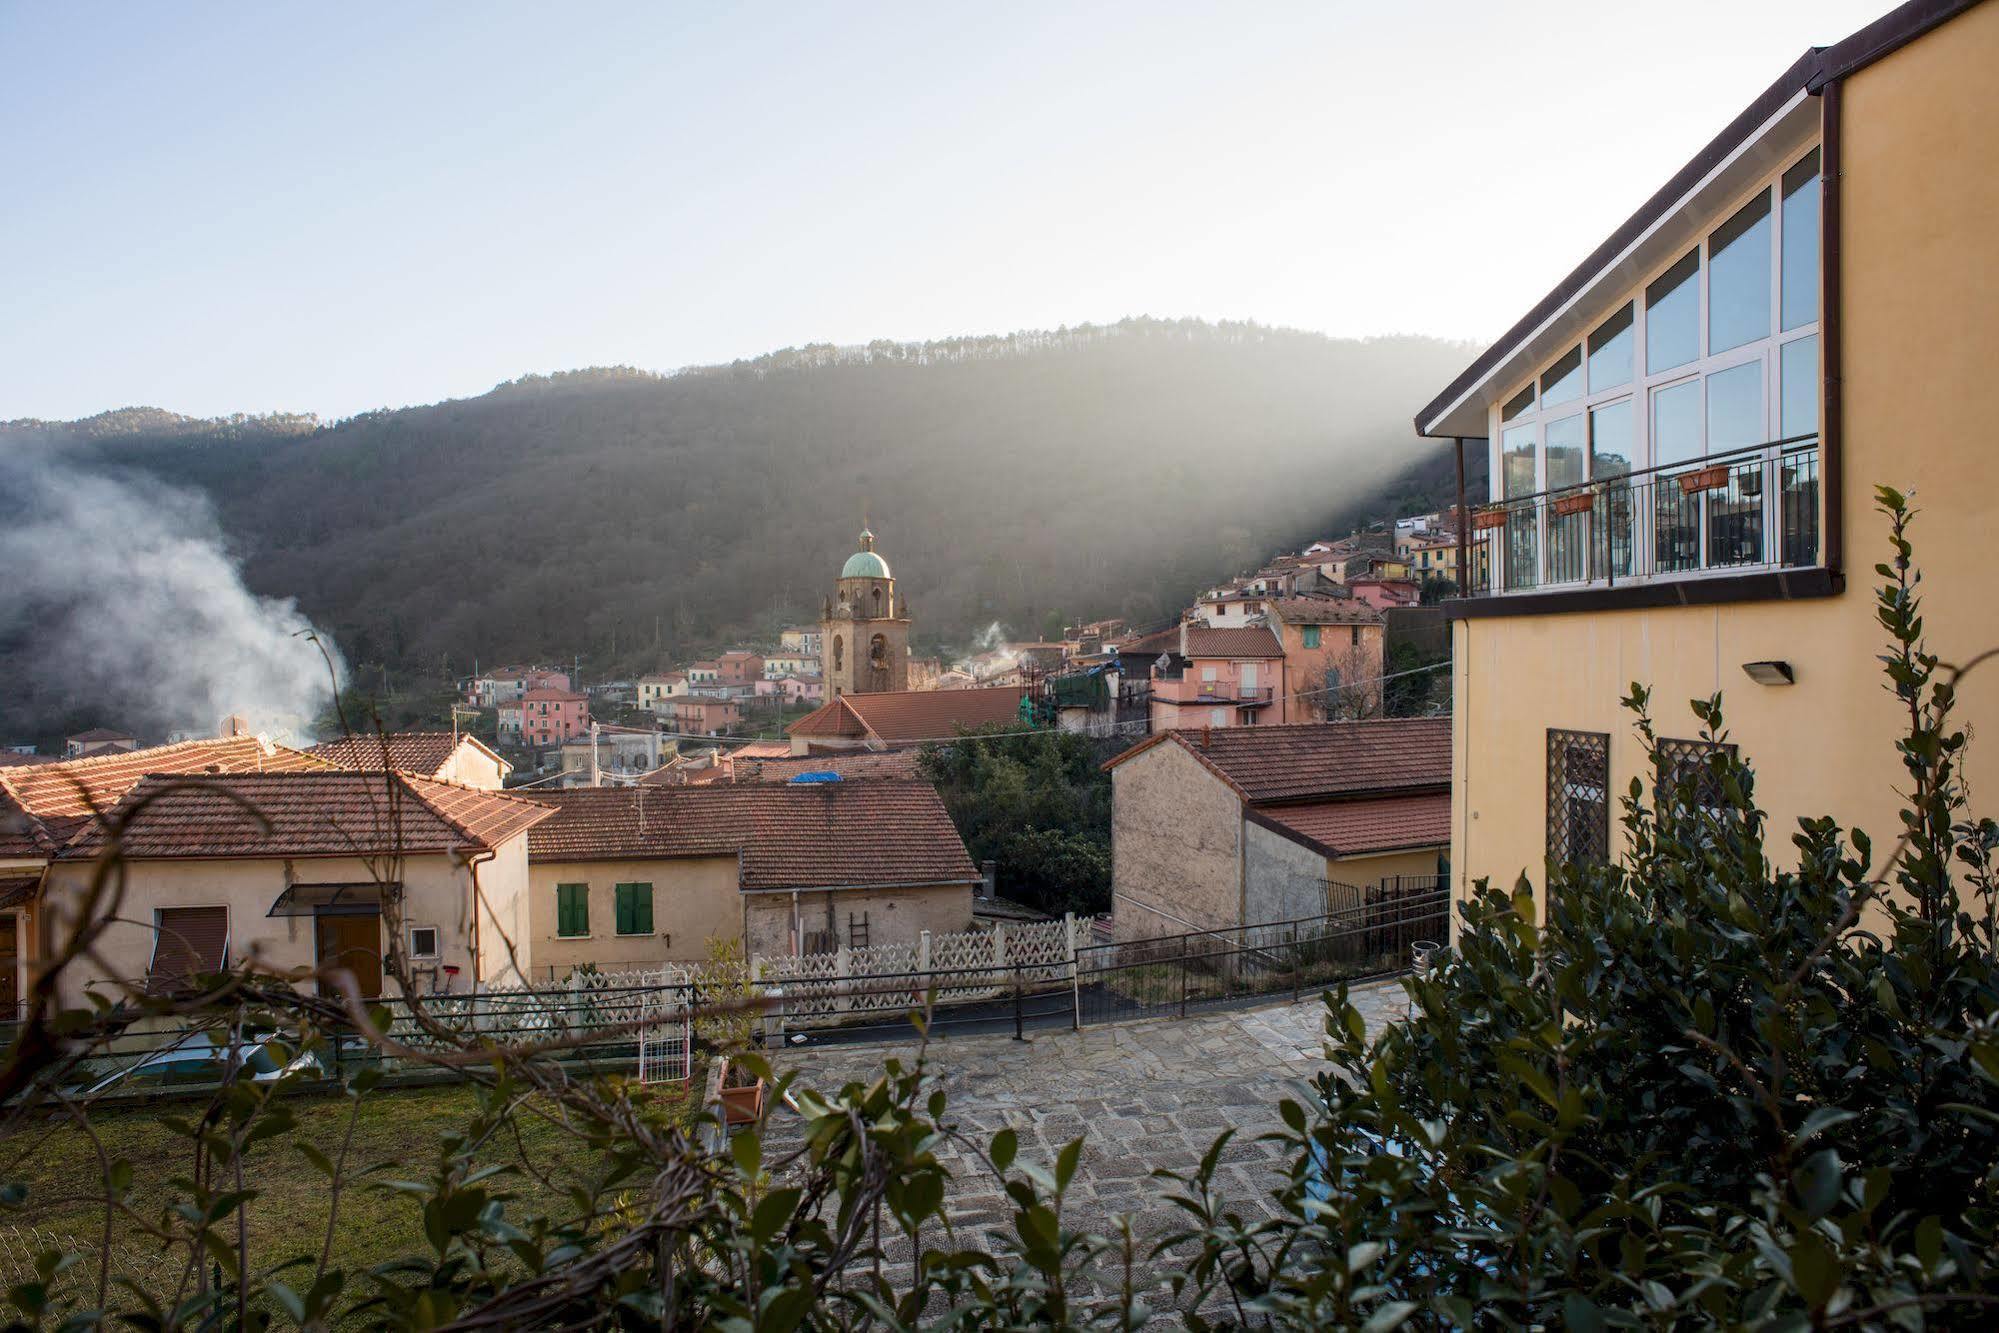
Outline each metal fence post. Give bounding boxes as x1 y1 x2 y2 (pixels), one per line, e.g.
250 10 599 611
1013 964 1025 1041
1179 935 1189 1020
1290 923 1300 1004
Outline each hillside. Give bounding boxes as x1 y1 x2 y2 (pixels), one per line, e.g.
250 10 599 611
0 319 1480 738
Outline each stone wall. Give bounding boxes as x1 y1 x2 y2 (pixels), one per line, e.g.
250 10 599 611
1110 739 1241 940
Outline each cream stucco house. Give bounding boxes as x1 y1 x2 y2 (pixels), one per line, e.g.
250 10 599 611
307 730 511 790
1413 0 1998 919
524 780 981 975
41 771 554 1004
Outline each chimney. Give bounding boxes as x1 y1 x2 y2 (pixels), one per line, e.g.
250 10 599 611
588 722 601 787
980 859 997 899
218 713 251 738
1201 724 1211 751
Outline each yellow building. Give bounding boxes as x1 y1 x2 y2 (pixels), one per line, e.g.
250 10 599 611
1414 0 1998 918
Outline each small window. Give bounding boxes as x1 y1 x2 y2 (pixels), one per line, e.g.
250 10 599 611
1547 730 1610 868
1655 738 1739 818
1349 626 1361 646
1781 149 1821 331
614 882 655 936
1587 303 1634 392
1302 626 1321 649
556 883 589 938
408 925 440 959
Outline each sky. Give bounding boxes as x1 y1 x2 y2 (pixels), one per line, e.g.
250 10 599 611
0 0 1889 423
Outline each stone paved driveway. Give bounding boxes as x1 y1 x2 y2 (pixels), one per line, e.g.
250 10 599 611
765 982 1411 1306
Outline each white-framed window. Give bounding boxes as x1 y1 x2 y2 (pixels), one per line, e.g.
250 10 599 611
408 925 440 959
1487 145 1822 588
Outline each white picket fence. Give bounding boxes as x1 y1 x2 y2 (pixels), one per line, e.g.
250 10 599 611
383 915 1097 1044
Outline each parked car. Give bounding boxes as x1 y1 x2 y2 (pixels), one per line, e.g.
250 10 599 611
81 1032 332 1097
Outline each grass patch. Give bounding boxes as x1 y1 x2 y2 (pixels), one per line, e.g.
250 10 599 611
0 1076 695 1298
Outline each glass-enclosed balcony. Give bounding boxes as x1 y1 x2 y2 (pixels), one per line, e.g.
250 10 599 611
1462 434 1820 595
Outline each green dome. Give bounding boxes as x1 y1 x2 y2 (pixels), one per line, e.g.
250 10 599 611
840 527 891 579
841 550 891 579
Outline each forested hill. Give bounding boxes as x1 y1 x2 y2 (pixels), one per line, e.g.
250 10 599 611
5 319 1480 680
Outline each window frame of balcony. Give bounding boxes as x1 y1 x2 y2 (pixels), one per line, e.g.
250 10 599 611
1481 146 1823 597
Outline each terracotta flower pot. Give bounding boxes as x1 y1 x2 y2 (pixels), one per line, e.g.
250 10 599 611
1551 492 1594 517
1678 463 1731 495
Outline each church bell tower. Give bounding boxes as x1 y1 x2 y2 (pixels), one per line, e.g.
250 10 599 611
820 528 912 697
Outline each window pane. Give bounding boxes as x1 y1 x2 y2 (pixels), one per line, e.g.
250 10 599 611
1708 190 1772 354
1501 383 1535 423
1545 413 1585 489
1589 399 1634 478
1781 335 1819 436
1651 379 1701 467
1587 303 1634 392
1541 346 1583 407
1782 149 1821 330
1706 361 1763 452
1591 400 1636 577
1646 250 1700 374
1503 424 1537 496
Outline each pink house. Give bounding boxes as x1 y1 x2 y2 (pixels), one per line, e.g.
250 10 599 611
1148 625 1288 732
716 651 765 687
1346 578 1420 611
1265 599 1386 720
671 696 741 737
520 688 589 748
755 675 824 705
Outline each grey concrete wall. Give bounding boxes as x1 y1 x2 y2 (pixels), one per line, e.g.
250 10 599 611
1110 740 1241 940
1242 820 1330 925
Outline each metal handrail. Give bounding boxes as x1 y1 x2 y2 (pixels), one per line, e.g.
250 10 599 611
1477 432 1819 511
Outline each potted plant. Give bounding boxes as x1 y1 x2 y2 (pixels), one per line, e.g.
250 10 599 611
715 1055 767 1126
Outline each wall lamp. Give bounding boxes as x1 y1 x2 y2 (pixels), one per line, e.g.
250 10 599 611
1741 660 1796 686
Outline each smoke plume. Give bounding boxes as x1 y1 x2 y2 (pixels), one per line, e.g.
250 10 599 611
0 446 345 746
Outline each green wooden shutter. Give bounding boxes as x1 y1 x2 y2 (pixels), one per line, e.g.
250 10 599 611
556 884 588 937
615 883 654 935
1302 626 1321 649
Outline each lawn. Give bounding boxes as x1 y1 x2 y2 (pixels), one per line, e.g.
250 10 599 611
0 1075 695 1308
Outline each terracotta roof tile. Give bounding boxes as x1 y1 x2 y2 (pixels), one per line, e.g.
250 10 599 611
1249 792 1451 857
526 782 977 890
1182 626 1285 659
57 772 554 861
0 753 55 768
1106 718 1450 803
308 732 495 779
1266 598 1384 626
788 687 1025 746
0 737 331 854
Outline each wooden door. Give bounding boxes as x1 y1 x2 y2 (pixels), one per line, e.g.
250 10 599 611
314 912 383 998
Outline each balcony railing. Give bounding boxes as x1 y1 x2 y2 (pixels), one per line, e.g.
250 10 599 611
1463 435 1820 596
1152 677 1275 705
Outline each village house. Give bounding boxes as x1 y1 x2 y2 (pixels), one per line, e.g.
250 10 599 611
1345 576 1421 612
518 688 589 748
1104 719 1450 941
522 780 980 971
636 672 689 713
667 695 741 737
760 652 817 680
715 651 765 688
308 731 511 790
1191 589 1269 628
35 769 553 1004
756 675 825 707
0 736 332 1015
1148 625 1287 732
786 686 1027 754
779 627 824 658
468 667 570 708
685 662 724 693
1413 0 1997 922
556 724 664 787
1264 598 1387 720
63 729 136 758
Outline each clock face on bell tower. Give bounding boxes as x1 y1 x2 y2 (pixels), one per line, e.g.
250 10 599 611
820 527 911 697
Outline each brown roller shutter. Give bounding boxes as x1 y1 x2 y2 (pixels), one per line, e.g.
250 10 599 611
147 906 228 995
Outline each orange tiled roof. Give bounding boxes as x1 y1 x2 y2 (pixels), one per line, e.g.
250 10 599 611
1181 626 1285 659
0 753 55 768
1248 792 1451 858
525 782 977 890
788 687 1026 746
56 771 555 861
0 737 330 855
522 688 587 702
1104 718 1450 804
308 731 496 779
